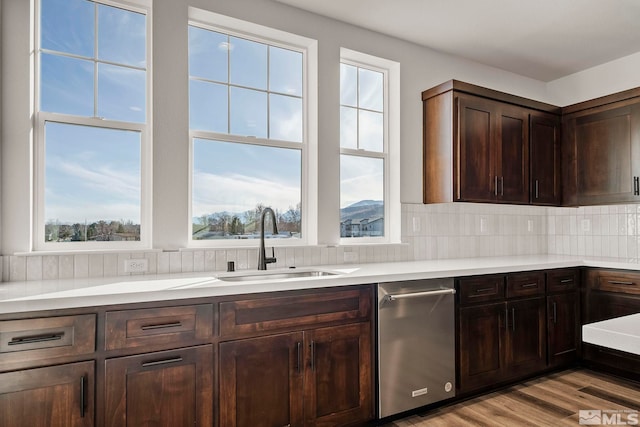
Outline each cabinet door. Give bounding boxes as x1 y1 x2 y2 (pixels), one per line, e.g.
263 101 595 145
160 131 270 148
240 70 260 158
530 112 561 205
457 95 496 202
0 361 94 427
220 333 304 427
104 345 213 427
458 303 504 393
573 103 640 205
505 297 546 378
497 105 529 203
584 292 640 323
304 322 373 427
547 293 579 367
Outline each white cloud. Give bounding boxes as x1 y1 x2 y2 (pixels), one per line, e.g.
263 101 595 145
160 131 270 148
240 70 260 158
193 171 300 216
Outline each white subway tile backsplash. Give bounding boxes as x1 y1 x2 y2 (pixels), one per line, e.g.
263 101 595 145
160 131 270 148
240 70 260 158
9 202 640 283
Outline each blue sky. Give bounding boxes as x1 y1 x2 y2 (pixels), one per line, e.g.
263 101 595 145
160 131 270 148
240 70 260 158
40 0 383 229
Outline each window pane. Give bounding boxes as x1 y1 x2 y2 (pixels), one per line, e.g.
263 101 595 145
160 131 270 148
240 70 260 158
189 26 228 82
98 3 146 67
40 53 94 116
359 110 384 152
340 106 357 149
189 80 228 133
340 155 384 238
230 87 267 138
192 139 301 239
340 63 357 107
97 63 146 123
359 68 384 111
270 94 302 142
41 0 94 57
269 46 302 96
229 37 267 90
44 122 141 242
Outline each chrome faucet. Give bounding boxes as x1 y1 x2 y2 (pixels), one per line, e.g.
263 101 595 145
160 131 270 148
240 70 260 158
258 207 278 270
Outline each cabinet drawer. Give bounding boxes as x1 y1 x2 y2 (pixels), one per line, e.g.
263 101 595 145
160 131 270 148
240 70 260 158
506 271 545 298
105 304 213 351
219 287 372 337
546 268 579 293
457 275 505 305
593 271 640 295
0 314 96 368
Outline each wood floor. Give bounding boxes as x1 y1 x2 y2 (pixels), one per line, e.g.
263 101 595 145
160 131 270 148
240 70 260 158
381 369 640 426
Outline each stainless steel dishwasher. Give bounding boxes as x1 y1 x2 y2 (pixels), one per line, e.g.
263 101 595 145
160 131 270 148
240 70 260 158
377 279 456 418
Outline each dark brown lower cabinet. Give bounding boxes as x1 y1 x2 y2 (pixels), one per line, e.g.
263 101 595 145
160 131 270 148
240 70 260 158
104 345 213 427
0 361 94 427
458 298 546 394
547 292 579 367
219 322 372 427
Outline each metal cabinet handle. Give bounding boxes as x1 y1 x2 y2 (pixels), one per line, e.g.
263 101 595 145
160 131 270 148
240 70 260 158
511 308 516 332
500 176 504 196
296 341 302 374
560 278 574 284
8 332 64 345
310 341 316 372
521 283 538 289
534 179 539 199
504 308 509 330
475 287 495 294
552 301 557 324
80 375 86 418
608 280 635 286
634 176 639 196
140 322 182 331
141 357 183 367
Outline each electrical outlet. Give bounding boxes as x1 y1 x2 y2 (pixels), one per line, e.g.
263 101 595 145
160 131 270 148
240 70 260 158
124 258 148 273
343 251 358 263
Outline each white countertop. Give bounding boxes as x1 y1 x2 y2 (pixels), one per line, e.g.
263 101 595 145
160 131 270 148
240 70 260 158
0 254 638 315
583 313 640 356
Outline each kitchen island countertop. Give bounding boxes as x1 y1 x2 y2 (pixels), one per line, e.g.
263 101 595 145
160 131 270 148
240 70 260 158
583 313 640 356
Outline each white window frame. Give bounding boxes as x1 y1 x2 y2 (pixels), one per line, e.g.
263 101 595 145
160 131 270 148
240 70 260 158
187 8 318 248
33 0 153 251
339 48 400 245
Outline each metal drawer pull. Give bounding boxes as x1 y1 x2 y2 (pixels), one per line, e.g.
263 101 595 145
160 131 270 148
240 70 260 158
521 283 538 288
141 357 183 367
552 302 557 324
140 322 183 331
475 287 495 293
386 288 455 301
8 332 64 345
512 308 516 332
559 279 573 284
296 342 302 374
607 280 635 286
310 340 316 372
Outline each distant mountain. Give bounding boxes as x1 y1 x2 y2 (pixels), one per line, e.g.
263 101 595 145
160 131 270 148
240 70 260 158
340 200 383 222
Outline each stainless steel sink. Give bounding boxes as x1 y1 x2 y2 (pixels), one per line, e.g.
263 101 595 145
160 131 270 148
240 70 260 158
217 270 338 282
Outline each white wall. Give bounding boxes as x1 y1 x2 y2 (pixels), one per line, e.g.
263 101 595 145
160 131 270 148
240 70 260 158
547 51 640 106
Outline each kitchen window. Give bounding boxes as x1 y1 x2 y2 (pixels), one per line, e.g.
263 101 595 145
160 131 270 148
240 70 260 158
188 9 318 246
340 49 400 243
34 0 151 250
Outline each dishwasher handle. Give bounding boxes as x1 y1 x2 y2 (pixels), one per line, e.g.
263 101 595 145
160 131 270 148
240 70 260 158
385 288 456 301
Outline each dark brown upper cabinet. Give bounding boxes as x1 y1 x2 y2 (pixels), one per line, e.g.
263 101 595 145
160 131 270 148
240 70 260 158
562 88 640 206
423 80 561 205
530 112 562 205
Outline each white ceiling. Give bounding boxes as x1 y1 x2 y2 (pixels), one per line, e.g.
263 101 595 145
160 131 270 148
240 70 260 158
274 0 640 82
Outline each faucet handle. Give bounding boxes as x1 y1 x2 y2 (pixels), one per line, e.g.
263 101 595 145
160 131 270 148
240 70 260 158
266 247 277 265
